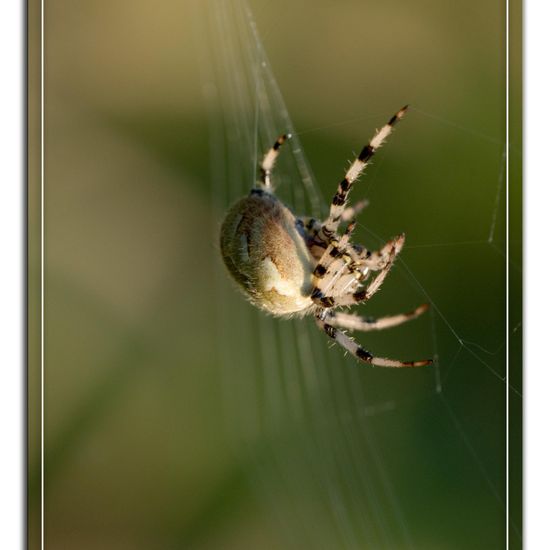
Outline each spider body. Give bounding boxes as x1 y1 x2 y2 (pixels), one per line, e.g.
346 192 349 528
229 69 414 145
219 107 432 368
220 189 315 316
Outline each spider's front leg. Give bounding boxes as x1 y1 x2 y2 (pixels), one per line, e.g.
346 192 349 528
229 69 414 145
320 106 408 240
314 310 432 368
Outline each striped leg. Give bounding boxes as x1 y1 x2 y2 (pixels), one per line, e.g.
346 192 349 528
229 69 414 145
297 216 323 242
340 199 369 224
314 220 357 273
311 221 360 307
259 134 290 190
311 238 397 308
322 106 408 236
351 233 405 272
297 202 368 254
315 312 432 368
296 216 330 260
320 245 398 308
326 303 429 332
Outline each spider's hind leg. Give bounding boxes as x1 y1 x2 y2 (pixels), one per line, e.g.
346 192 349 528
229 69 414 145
314 311 432 368
326 303 429 332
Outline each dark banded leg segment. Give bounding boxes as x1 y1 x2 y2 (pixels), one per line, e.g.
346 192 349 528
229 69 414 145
327 303 429 332
312 244 398 309
297 216 325 250
322 106 408 236
351 233 405 272
315 312 432 368
259 134 290 190
310 221 360 308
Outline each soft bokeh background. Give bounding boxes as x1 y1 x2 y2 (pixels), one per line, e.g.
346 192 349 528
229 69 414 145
28 0 522 548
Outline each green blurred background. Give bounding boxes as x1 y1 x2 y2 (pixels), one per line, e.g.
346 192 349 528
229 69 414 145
28 0 522 548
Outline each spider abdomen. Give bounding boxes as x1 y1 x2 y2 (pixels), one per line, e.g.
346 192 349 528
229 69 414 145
219 190 315 316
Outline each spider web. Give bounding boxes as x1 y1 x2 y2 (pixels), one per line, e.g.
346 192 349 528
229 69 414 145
197 1 521 547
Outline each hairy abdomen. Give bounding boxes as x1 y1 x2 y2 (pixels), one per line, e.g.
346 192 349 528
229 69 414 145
219 192 315 316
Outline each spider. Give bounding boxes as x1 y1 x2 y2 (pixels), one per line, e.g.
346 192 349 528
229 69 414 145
220 106 432 368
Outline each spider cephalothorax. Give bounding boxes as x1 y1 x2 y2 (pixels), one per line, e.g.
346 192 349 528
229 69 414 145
220 106 432 368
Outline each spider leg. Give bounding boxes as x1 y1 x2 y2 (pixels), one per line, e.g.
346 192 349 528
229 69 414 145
297 201 369 258
310 221 359 307
350 233 405 272
312 244 397 308
341 250 397 306
296 216 329 259
340 199 369 224
259 134 290 190
326 303 429 332
320 106 408 239
297 216 323 241
315 311 432 367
